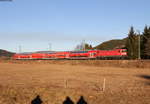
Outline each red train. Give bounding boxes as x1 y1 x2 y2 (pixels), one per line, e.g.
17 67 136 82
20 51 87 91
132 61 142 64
12 49 127 60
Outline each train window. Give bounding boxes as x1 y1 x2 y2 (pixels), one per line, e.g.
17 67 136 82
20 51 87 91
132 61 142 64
122 49 127 52
57 55 65 56
71 51 88 53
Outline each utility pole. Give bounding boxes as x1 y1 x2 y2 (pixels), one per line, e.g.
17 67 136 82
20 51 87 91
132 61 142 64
137 30 141 60
82 39 85 51
19 45 22 53
49 43 51 51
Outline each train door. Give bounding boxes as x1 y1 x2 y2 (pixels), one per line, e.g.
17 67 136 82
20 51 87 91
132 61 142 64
65 53 69 59
89 52 96 58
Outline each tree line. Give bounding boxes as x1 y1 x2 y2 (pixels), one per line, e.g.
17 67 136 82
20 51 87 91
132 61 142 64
74 25 150 60
126 26 150 59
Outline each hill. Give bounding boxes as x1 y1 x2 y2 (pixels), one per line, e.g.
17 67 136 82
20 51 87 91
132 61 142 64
0 49 15 57
94 38 127 50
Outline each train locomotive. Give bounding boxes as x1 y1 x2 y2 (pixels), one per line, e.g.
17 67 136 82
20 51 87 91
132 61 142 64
13 49 127 60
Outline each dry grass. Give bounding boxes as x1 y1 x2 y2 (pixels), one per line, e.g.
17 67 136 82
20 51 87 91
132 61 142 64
1 59 150 68
0 61 150 104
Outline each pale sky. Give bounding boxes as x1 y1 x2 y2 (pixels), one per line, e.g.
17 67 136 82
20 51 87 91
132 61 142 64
0 0 150 52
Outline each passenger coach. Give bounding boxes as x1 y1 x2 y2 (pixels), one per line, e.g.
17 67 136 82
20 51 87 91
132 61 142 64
13 49 127 60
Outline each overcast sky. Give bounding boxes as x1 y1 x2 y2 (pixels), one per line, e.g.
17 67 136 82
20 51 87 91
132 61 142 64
0 0 150 52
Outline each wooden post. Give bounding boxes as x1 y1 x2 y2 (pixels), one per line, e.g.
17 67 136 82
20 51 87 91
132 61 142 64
102 78 106 91
64 79 68 88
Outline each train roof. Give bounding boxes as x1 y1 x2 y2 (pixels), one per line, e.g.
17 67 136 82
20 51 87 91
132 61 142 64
15 49 126 55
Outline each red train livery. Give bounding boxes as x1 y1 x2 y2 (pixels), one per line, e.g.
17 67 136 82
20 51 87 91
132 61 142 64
13 49 127 60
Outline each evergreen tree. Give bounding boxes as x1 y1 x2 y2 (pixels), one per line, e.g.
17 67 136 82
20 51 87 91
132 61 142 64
143 26 150 58
126 27 138 59
145 39 150 57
